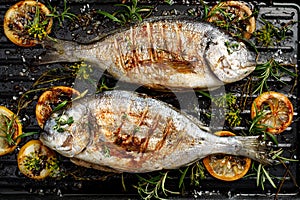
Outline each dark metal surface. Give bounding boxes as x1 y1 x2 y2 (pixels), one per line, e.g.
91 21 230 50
0 0 299 199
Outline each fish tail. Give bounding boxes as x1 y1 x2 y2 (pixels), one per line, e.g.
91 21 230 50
236 136 274 165
36 38 80 65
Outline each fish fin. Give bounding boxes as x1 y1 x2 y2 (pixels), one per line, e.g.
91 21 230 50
70 158 121 173
236 136 274 165
35 38 80 65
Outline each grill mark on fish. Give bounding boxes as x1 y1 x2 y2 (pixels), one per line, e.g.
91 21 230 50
146 23 155 62
114 37 126 73
155 118 175 151
113 107 149 152
175 23 182 55
140 114 161 153
119 48 195 74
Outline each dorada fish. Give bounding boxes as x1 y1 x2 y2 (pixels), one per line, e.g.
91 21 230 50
39 18 257 90
40 90 272 173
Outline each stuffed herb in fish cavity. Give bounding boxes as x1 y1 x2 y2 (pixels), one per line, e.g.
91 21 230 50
40 18 256 90
40 90 272 173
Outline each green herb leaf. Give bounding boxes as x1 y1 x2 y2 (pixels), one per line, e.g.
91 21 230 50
52 100 69 113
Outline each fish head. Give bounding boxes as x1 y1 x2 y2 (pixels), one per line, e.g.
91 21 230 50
40 103 90 157
205 33 257 84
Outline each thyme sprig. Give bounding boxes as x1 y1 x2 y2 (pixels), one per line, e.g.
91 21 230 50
253 58 297 94
97 0 153 25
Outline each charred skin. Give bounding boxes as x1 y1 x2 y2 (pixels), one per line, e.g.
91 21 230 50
41 91 272 173
40 18 257 90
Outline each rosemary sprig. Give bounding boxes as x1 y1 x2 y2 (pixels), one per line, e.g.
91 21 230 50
0 114 37 146
134 171 180 200
248 103 278 145
47 0 78 27
248 104 298 190
0 114 17 146
253 58 297 94
97 0 153 25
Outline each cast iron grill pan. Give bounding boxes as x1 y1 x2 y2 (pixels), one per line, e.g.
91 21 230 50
0 0 299 199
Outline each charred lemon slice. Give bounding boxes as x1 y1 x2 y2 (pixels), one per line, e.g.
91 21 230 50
17 140 57 180
3 0 53 47
251 91 293 134
207 1 256 39
36 86 80 128
203 131 251 181
0 106 22 156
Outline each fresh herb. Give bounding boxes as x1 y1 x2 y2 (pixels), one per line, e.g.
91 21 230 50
25 3 50 41
97 0 153 25
134 171 180 200
254 163 277 190
47 0 78 27
254 18 297 47
199 0 210 19
24 151 60 178
53 114 74 132
102 145 111 158
164 0 174 5
189 162 206 187
69 62 94 80
0 114 17 146
197 91 242 127
96 77 116 93
248 104 298 190
252 148 298 190
0 114 37 146
24 152 47 174
203 1 257 39
224 41 240 54
51 89 87 113
248 103 279 145
253 58 297 94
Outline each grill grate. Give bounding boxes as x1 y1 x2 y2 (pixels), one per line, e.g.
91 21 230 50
0 0 299 199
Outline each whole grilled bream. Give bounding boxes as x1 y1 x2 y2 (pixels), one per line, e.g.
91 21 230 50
40 18 256 90
40 90 272 173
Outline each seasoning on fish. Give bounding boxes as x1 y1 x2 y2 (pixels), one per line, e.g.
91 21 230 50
38 18 257 90
40 90 272 173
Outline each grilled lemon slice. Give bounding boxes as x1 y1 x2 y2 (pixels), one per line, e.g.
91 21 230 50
203 131 251 181
4 0 53 47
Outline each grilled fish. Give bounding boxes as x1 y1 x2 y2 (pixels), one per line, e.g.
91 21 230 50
39 18 256 90
40 90 272 173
